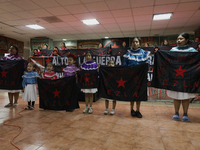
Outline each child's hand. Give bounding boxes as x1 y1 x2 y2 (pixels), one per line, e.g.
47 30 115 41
97 69 99 72
61 76 64 78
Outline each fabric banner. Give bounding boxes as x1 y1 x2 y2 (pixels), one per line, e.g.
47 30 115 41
38 77 79 110
152 50 200 93
77 70 98 89
0 60 24 90
99 63 148 101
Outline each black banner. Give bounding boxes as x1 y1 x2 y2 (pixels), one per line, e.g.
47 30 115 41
38 77 79 110
0 60 24 90
99 63 148 101
152 51 200 93
77 70 98 89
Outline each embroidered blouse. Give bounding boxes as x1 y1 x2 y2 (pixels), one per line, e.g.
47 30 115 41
81 60 98 70
3 54 22 60
123 48 150 66
170 46 197 52
41 71 58 79
63 64 79 77
22 71 40 88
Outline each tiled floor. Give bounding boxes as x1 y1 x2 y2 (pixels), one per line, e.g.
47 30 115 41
0 92 200 150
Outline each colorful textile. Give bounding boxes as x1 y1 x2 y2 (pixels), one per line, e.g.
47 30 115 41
63 64 79 77
123 48 150 66
41 72 58 79
22 71 40 88
81 60 98 70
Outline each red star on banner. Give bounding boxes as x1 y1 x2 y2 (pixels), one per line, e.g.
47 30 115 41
174 65 187 77
85 76 89 82
116 77 127 88
45 57 51 64
53 89 61 98
1 69 8 78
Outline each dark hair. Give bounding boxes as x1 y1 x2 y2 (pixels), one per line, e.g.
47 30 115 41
162 39 169 46
45 44 48 48
86 51 93 57
47 62 53 67
28 62 36 69
10 45 18 55
179 33 191 45
62 43 66 47
54 47 59 52
132 37 141 44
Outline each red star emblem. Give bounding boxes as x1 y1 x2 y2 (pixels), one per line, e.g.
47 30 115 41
85 76 89 82
1 69 8 78
116 77 127 88
53 89 61 98
174 65 187 77
45 57 51 64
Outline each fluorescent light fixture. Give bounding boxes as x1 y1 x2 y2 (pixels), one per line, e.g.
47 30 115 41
25 24 45 30
105 37 109 39
82 19 100 25
63 39 67 41
153 13 173 20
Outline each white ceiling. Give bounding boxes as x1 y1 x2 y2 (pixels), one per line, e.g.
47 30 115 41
0 0 200 42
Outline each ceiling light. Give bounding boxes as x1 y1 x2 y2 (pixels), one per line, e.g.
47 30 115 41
82 19 100 25
105 37 109 39
153 13 173 20
25 24 45 30
63 39 67 41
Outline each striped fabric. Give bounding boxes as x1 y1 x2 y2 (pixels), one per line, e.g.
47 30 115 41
170 46 197 52
3 54 22 60
22 71 40 88
41 72 58 79
63 64 79 77
123 48 150 66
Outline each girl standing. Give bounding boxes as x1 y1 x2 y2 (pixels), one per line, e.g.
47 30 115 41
41 62 58 79
62 54 79 77
3 45 23 107
104 60 116 115
81 51 98 114
22 63 40 110
167 33 197 122
123 37 150 118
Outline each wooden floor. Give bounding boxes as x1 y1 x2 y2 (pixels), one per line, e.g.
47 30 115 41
0 92 200 150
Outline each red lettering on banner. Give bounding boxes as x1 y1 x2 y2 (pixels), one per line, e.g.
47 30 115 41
183 81 188 87
193 81 199 87
148 66 153 72
173 80 178 86
163 79 167 85
59 101 63 106
133 92 138 97
65 101 70 106
107 90 111 95
116 91 120 96
11 81 15 86
124 92 128 97
52 101 56 106
45 101 48 106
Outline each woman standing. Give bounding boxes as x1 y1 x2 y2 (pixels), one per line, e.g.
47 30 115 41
123 37 150 118
3 45 23 107
167 33 197 122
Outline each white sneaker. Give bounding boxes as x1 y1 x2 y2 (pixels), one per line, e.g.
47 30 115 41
110 109 115 115
83 106 88 113
104 108 109 115
88 107 93 114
